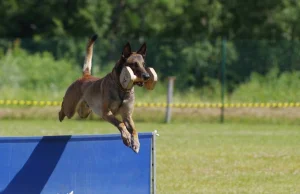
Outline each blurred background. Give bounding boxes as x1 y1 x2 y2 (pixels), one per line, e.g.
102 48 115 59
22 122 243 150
1 0 300 123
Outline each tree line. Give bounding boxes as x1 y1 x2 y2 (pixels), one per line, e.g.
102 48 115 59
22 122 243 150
1 0 300 92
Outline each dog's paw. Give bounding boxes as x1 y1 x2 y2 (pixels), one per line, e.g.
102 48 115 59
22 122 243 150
131 135 140 154
121 130 132 147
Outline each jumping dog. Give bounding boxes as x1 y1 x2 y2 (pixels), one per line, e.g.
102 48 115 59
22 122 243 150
58 35 150 153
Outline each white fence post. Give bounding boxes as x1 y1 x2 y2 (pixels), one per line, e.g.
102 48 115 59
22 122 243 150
165 77 176 123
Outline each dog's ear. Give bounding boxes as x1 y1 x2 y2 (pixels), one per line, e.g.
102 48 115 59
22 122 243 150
137 42 147 58
122 42 132 59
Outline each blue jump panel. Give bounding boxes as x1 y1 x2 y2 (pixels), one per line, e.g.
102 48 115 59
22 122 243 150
0 133 153 194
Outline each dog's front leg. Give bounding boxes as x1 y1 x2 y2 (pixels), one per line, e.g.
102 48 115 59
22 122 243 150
102 112 132 148
123 115 140 153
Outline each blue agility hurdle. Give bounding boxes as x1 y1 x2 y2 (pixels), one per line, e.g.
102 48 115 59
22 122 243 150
0 132 156 194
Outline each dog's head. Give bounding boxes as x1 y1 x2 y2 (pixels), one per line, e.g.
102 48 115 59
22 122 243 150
118 42 150 87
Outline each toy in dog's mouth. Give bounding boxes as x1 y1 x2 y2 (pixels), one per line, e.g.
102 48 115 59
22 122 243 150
120 66 157 90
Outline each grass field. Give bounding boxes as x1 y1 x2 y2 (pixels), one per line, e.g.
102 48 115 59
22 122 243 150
0 119 300 194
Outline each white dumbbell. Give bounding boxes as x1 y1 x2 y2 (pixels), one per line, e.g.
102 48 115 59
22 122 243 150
144 67 158 90
120 66 158 90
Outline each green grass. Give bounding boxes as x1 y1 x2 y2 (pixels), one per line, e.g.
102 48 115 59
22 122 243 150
0 120 300 194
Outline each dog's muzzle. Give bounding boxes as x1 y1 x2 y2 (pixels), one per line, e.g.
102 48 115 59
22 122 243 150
135 72 150 87
142 72 150 81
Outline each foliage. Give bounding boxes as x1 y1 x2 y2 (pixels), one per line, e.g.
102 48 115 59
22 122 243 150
0 40 79 100
1 0 300 100
231 68 300 102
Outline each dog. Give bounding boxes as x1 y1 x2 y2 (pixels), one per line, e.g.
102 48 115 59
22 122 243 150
58 35 150 153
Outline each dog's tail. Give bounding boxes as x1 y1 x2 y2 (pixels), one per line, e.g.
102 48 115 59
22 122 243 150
82 34 98 75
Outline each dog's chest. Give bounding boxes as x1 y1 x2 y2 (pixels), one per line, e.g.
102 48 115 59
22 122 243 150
109 92 133 114
110 99 126 110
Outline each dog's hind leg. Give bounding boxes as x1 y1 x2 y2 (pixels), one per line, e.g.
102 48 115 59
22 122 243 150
59 99 80 121
58 81 83 122
58 110 66 122
77 100 92 119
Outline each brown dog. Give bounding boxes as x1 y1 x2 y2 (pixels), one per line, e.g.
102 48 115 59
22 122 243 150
58 35 150 153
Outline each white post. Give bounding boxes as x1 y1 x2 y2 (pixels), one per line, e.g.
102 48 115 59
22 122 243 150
165 77 176 123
